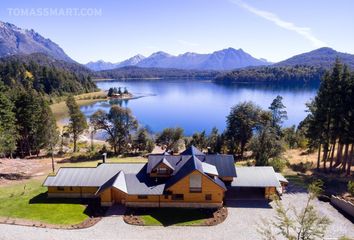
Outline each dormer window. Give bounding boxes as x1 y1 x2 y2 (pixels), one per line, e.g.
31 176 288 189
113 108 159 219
149 157 174 177
157 167 168 175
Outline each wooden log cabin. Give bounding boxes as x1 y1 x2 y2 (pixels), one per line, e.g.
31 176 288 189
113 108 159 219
43 146 286 207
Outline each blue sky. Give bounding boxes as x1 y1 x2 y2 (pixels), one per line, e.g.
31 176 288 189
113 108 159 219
0 0 353 64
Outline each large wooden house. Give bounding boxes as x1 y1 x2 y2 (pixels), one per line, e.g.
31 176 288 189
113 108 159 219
43 146 285 208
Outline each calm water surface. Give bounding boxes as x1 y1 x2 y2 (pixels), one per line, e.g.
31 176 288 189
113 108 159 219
79 79 319 135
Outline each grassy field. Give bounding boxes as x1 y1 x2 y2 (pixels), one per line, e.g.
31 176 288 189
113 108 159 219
59 156 147 168
0 180 88 225
50 91 107 128
135 208 211 226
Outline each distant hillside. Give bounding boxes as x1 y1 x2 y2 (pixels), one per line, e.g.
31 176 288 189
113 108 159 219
0 21 74 63
0 53 97 96
1 53 92 75
215 48 354 84
276 47 354 69
95 66 219 80
86 48 270 71
214 65 324 84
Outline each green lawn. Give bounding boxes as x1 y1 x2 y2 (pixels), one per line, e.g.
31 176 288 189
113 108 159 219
0 180 88 225
131 208 213 226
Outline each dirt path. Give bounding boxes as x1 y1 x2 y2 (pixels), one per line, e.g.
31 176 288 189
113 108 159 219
0 157 60 186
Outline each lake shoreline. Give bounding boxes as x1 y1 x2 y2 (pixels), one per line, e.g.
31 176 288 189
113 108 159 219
50 90 107 129
51 90 145 130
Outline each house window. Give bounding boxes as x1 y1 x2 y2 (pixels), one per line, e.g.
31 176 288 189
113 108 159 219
57 187 64 191
157 167 168 174
189 174 202 192
172 194 184 200
70 187 73 191
137 195 148 199
205 194 212 201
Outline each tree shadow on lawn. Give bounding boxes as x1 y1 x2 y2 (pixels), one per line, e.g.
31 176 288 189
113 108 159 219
126 208 214 227
29 193 108 217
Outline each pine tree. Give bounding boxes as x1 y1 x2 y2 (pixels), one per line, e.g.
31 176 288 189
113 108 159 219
305 60 354 175
0 82 17 157
269 95 288 134
15 90 43 156
66 96 87 152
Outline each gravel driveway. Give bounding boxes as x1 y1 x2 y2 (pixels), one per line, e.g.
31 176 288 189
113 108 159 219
0 185 353 240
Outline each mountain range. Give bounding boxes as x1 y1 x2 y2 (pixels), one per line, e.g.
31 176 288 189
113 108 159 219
1 21 354 74
0 21 74 63
85 48 270 71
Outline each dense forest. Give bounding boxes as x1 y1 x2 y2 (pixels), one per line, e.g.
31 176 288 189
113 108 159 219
0 54 97 157
0 53 92 75
94 66 220 80
214 65 324 83
0 53 97 97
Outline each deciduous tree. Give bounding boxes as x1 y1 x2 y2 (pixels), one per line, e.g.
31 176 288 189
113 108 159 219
226 101 262 159
156 127 184 151
90 105 138 154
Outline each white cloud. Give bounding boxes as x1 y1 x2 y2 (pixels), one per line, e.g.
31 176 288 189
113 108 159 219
230 0 327 48
178 39 200 47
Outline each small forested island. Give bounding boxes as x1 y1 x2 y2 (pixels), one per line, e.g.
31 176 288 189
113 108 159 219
107 87 133 99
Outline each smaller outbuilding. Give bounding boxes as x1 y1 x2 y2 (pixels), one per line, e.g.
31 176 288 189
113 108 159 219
228 167 283 199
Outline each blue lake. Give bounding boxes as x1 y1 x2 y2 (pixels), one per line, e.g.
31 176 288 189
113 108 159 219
79 79 319 135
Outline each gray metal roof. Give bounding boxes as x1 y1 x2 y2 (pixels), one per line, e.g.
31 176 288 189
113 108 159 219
147 153 236 178
95 170 129 195
123 164 166 195
43 163 145 187
202 162 218 176
162 157 174 170
180 145 205 156
231 167 281 188
43 152 229 195
125 173 165 195
275 172 288 183
202 155 236 177
95 172 121 195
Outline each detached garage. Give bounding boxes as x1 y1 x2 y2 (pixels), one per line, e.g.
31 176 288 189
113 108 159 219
227 167 282 200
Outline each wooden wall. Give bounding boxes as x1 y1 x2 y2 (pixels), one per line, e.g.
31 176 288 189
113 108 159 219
47 186 98 198
106 170 225 207
265 187 276 199
165 170 225 203
47 186 98 193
